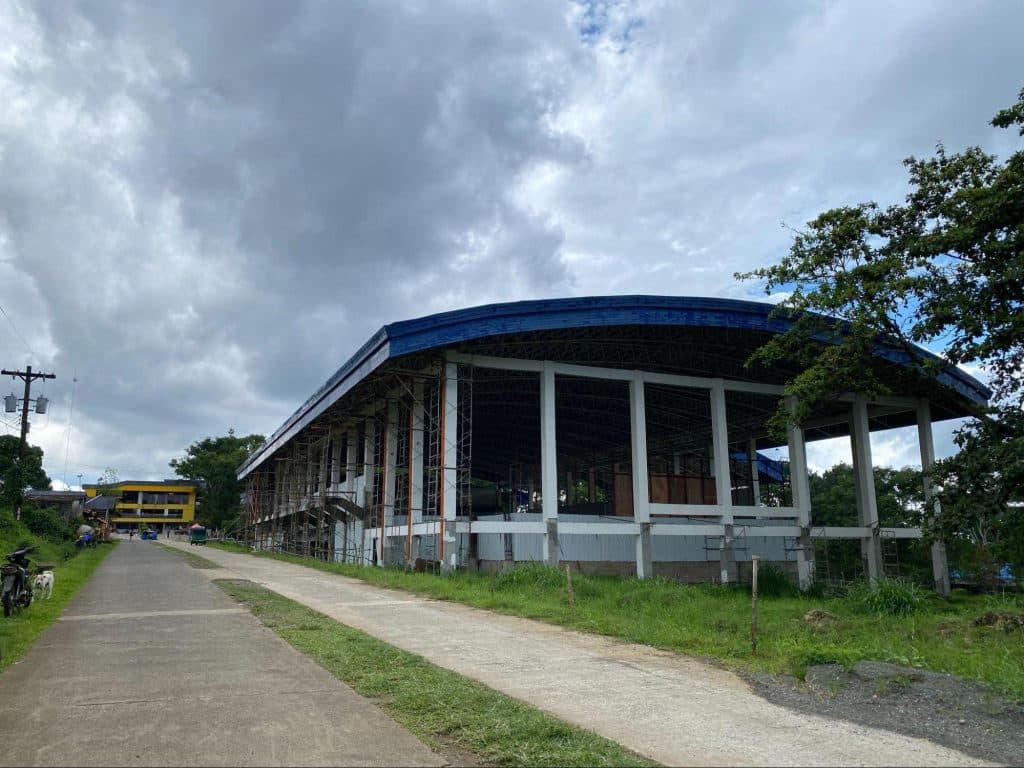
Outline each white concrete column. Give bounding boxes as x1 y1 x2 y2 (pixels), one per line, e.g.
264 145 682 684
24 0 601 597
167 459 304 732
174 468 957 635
851 397 882 582
540 363 559 566
409 382 425 563
748 437 762 508
711 380 737 584
786 396 815 590
440 361 459 569
380 399 398 566
362 416 375 510
328 432 340 488
344 427 357 496
630 373 652 578
917 400 951 596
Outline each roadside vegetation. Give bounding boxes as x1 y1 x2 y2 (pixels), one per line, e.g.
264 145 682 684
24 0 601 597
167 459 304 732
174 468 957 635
219 578 650 767
0 509 115 672
208 543 1024 700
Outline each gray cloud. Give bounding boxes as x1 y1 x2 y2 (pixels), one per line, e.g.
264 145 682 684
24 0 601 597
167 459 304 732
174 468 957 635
0 0 1019 484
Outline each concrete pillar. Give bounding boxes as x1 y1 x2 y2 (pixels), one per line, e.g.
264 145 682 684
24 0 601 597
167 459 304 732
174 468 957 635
748 436 762 509
630 374 652 579
588 467 597 503
379 399 398 566
362 416 375 510
710 380 737 584
851 397 882 582
409 383 425 563
917 400 951 596
786 396 815 590
360 416 375 565
344 427 357 496
540 363 559 566
440 362 459 570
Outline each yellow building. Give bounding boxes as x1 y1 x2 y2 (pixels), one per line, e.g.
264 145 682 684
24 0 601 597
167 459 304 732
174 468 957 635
84 480 201 532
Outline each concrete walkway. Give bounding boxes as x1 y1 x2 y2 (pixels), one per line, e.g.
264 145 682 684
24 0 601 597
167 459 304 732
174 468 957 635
168 541 994 767
0 542 444 767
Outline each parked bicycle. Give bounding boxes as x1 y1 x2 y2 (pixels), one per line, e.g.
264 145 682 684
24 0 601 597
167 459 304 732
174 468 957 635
2 546 35 618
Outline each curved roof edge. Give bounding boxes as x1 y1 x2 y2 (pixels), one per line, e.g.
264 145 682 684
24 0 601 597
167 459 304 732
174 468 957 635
239 295 990 478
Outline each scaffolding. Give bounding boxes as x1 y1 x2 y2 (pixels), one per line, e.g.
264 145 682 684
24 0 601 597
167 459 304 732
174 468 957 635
243 360 473 569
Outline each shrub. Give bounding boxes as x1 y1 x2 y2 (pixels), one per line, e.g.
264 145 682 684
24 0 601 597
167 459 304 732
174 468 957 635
22 507 75 543
754 563 798 598
493 562 567 592
846 577 931 616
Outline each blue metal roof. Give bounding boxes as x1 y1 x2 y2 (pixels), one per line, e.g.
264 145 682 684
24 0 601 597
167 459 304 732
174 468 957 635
239 295 990 478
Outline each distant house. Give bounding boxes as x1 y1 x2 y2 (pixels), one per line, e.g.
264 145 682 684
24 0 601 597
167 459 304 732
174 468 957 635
24 489 86 520
83 480 201 533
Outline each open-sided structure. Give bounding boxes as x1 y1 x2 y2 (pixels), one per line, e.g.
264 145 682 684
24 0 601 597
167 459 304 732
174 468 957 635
238 296 988 593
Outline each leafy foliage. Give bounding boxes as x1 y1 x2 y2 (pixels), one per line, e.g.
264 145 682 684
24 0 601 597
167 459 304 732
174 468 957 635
0 435 50 506
845 577 931 617
754 562 798 598
809 463 925 527
737 88 1024 578
929 411 1024 583
170 429 264 530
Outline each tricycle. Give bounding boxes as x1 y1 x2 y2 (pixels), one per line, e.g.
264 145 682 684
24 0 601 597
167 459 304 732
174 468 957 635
189 524 207 546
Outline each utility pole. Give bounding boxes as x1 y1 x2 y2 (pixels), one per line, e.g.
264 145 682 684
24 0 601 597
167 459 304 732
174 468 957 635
3 365 56 519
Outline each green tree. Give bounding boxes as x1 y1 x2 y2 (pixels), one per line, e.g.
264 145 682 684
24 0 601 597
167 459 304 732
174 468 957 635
738 88 1024 579
170 429 264 531
0 435 51 507
809 463 925 528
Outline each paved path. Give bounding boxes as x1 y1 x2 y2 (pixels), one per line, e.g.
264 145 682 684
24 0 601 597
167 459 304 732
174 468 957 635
0 542 444 767
168 541 995 767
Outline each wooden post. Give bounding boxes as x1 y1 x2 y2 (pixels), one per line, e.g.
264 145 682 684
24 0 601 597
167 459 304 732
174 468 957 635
751 555 760 652
565 563 576 610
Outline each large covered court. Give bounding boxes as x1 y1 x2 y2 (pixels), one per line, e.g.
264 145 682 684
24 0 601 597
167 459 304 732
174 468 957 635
238 296 988 593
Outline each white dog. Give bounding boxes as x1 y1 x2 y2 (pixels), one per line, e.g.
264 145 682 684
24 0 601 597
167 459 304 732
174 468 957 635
33 570 54 600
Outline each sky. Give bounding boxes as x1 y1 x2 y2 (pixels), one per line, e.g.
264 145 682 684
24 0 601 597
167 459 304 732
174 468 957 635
0 0 1020 488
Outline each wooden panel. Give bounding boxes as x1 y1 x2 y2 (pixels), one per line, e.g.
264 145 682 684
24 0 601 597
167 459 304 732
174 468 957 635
649 473 670 504
668 476 687 504
614 473 633 516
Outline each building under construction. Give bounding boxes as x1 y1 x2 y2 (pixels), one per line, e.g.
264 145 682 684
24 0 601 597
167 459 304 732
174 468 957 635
237 296 988 592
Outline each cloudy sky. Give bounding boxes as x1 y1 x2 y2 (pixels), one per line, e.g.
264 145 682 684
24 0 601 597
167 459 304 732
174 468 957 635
0 0 1020 488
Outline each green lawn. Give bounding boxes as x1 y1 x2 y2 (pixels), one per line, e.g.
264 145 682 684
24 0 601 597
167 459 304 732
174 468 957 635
206 542 1024 700
0 543 116 673
219 579 651 767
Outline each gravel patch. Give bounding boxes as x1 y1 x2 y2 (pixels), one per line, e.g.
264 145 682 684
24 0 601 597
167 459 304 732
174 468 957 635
745 662 1024 765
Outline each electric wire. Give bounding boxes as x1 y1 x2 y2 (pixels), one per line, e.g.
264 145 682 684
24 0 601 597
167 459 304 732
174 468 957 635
0 302 37 361
62 370 77 486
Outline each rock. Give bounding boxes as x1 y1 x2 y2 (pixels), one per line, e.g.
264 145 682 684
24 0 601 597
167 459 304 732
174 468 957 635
853 661 925 683
805 663 852 696
973 611 1024 631
803 608 838 627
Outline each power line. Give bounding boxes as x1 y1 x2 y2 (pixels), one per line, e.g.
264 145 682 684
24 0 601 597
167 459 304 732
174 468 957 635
0 303 37 361
62 369 78 487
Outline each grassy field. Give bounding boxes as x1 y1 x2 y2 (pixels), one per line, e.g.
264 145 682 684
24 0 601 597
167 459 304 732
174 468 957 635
207 541 1024 700
219 578 650 767
0 543 115 673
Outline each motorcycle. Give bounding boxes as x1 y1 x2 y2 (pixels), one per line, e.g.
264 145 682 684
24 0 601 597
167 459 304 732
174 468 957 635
1 546 34 618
